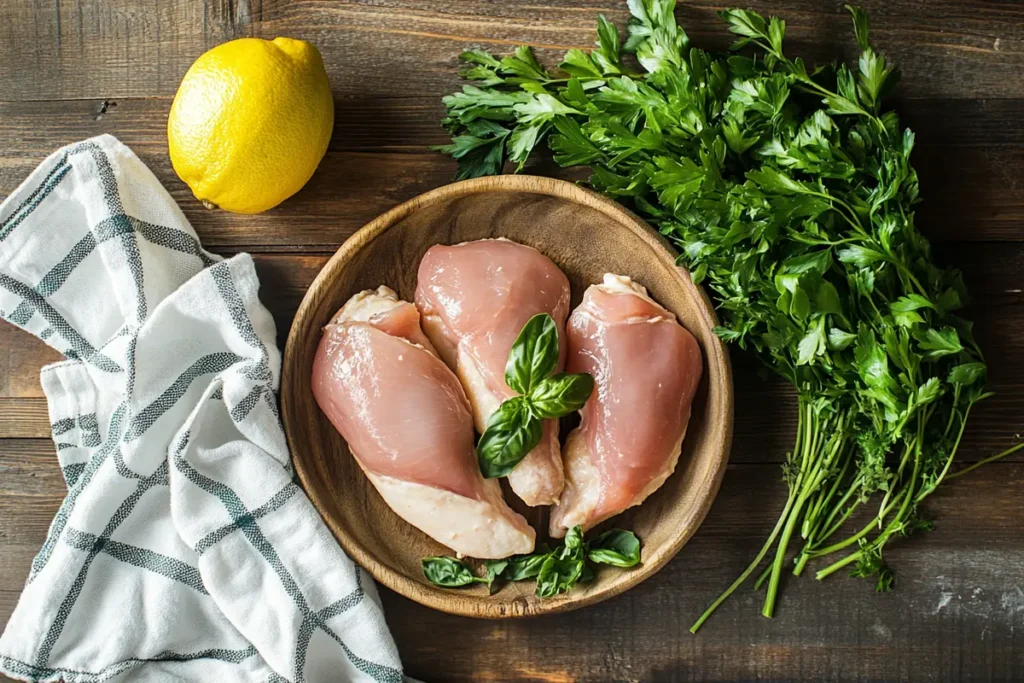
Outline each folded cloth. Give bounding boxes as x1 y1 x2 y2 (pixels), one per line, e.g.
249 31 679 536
0 135 404 682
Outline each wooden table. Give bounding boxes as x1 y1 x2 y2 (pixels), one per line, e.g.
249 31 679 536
2 1 1022 680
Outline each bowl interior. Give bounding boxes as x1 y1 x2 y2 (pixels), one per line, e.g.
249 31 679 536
282 178 732 617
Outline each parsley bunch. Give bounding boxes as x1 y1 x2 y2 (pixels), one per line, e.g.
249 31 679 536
435 0 1023 628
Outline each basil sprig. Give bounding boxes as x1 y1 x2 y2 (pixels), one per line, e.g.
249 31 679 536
535 526 589 598
587 529 642 568
422 527 641 597
420 556 490 588
477 313 594 478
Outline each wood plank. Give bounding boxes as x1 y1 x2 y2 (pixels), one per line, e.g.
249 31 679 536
0 0 255 102
0 399 49 439
2 96 1024 245
1 437 1022 681
0 440 66 628
1 243 1022 460
386 463 1024 682
0 320 63 398
3 1 1023 101
265 0 1024 100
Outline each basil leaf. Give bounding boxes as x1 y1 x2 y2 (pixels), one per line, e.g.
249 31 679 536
588 529 642 567
422 557 486 587
476 397 543 478
505 313 560 395
500 551 551 581
563 525 585 556
484 559 508 584
529 373 595 418
535 526 589 598
535 553 586 598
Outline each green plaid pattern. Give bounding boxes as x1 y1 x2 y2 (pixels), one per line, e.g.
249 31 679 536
0 136 404 682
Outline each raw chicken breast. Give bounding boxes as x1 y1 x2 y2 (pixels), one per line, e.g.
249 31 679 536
550 275 703 537
415 239 572 506
312 286 535 559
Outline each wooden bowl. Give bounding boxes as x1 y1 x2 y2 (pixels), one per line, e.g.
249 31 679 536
282 175 733 618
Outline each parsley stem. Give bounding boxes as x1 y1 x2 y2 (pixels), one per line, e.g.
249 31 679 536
918 401 975 499
792 77 886 134
944 441 1024 482
691 400 808 633
762 491 807 618
793 552 811 577
877 438 914 528
814 548 861 580
754 563 771 590
689 489 797 633
763 400 839 617
804 447 853 540
802 188 865 235
942 386 962 440
812 477 861 543
890 258 930 299
806 487 908 559
820 440 925 582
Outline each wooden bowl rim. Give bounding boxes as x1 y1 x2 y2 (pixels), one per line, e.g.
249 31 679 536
281 174 734 618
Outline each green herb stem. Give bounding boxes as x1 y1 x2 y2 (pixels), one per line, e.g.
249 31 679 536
690 489 797 633
692 400 809 631
944 441 1024 483
762 492 807 617
814 548 862 580
804 486 908 560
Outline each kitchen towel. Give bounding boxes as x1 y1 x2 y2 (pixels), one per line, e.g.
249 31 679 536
0 135 404 682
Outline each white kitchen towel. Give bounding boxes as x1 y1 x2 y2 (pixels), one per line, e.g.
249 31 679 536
0 135 404 682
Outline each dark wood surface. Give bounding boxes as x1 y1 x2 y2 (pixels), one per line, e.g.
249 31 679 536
1 0 1022 680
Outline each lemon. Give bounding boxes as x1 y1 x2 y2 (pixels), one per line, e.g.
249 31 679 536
167 37 334 214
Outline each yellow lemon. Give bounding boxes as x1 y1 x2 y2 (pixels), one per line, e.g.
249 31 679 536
168 37 334 214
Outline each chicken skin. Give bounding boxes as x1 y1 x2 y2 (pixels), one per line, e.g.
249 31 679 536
312 286 535 558
550 275 703 537
415 239 571 506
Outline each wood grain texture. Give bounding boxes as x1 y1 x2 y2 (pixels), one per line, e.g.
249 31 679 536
3 1 1022 101
2 241 1021 460
0 0 258 101
0 399 49 439
2 0 1024 679
282 175 733 617
386 464 1024 682
2 437 1023 681
3 96 1024 244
